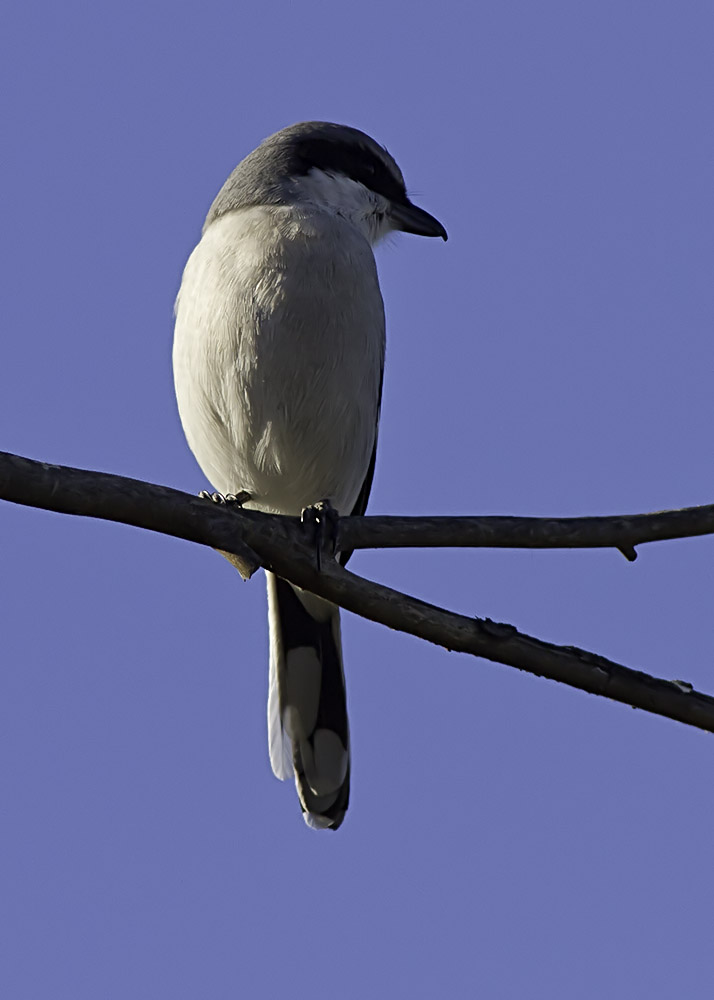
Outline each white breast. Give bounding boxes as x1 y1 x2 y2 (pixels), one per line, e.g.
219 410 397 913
173 205 386 515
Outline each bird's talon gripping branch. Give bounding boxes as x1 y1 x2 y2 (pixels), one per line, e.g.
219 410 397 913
224 491 252 506
301 499 339 572
199 490 251 507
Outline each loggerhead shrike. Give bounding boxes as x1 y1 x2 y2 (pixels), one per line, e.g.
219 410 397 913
173 122 446 830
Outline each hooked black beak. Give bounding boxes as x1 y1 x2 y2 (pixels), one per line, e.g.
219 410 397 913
388 199 448 241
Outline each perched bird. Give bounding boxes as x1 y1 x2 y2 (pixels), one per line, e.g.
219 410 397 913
173 121 446 829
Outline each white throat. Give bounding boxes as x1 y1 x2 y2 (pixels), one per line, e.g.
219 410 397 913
290 168 393 246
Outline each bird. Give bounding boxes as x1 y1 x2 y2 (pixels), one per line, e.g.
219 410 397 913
173 121 446 830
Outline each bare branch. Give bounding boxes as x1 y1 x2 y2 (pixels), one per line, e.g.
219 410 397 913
2 449 713 736
336 507 714 557
4 450 713 558
0 451 263 578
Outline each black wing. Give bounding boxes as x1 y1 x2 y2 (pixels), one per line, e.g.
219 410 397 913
339 367 383 567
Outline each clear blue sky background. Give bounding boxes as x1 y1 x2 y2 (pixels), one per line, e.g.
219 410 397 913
2 2 713 997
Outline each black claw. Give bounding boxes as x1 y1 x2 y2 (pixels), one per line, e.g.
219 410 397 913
199 490 251 507
224 490 252 507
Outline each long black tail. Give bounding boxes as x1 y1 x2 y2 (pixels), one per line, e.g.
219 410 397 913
266 573 350 829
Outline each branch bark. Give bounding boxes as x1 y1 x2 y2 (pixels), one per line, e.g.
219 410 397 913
337 506 714 560
2 449 713 736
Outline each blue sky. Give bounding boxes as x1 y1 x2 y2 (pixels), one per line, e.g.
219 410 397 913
2 2 713 997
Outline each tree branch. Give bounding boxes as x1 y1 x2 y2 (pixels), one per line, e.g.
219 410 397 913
337 505 714 560
2 449 713 735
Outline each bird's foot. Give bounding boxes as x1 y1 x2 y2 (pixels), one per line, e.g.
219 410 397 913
301 499 339 572
199 490 252 507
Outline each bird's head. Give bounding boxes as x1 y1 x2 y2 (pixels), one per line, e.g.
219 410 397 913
205 121 447 246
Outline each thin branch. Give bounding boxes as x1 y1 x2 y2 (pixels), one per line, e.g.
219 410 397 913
1 449 713 735
336 507 714 557
0 451 264 579
4 450 713 558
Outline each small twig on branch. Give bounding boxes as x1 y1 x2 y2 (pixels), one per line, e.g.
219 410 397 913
1 449 713 736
